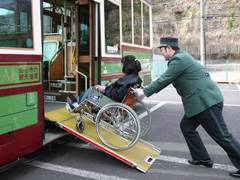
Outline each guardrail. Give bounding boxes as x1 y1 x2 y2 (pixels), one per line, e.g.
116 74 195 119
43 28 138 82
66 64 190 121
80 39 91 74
152 59 240 83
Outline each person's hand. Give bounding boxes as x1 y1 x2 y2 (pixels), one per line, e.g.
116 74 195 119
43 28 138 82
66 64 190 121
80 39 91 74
95 85 106 92
133 88 144 96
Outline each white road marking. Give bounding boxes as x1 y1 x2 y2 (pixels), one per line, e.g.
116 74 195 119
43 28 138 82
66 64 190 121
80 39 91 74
143 100 181 104
163 86 240 92
221 90 240 92
224 103 240 107
157 155 237 171
65 142 237 172
143 100 240 107
138 102 166 119
149 102 166 112
150 142 226 155
237 84 240 91
27 161 130 180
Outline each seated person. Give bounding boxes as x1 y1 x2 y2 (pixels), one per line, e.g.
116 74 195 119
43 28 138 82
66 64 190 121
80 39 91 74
67 55 142 109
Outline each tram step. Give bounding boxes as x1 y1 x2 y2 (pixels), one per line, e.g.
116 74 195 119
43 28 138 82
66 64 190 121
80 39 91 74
44 79 76 91
44 90 76 102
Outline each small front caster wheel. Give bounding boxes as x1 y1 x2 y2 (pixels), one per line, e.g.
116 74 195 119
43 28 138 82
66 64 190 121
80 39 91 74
76 117 85 133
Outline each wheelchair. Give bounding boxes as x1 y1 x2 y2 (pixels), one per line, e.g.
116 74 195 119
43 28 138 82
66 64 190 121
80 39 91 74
66 87 151 151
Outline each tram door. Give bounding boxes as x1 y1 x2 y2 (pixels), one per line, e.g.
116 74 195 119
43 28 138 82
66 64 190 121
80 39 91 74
76 1 94 96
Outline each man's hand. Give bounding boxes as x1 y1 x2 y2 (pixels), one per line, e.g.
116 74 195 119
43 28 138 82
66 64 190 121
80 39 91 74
133 88 145 96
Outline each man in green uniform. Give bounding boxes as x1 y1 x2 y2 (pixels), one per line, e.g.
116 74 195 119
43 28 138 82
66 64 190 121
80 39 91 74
134 37 240 178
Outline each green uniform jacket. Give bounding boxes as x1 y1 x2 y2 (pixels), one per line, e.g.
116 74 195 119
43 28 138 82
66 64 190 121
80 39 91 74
143 50 224 118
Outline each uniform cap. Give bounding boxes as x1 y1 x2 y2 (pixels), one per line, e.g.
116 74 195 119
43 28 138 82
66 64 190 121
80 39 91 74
157 37 178 48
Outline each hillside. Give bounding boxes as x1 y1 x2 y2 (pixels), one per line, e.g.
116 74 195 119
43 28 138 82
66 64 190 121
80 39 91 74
151 0 240 57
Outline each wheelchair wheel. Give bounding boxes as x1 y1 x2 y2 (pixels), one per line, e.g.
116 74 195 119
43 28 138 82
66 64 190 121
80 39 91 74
95 103 140 151
135 98 152 137
76 117 85 133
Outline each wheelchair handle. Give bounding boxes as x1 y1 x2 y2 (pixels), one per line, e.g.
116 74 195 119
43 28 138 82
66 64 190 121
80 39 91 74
130 86 145 96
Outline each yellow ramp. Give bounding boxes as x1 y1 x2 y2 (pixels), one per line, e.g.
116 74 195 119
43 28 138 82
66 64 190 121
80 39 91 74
45 108 161 173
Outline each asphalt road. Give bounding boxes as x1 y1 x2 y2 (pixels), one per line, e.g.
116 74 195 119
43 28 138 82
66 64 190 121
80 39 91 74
1 84 240 180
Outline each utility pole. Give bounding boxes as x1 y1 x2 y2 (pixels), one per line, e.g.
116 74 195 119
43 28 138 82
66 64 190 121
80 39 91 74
200 0 206 67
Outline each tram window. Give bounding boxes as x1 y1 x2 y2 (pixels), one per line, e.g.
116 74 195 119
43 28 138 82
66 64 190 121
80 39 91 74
105 0 120 54
79 5 90 56
122 0 132 44
143 3 150 47
43 15 52 34
134 0 142 46
57 24 62 34
55 7 70 16
0 0 33 48
55 7 64 15
72 11 76 41
43 2 52 12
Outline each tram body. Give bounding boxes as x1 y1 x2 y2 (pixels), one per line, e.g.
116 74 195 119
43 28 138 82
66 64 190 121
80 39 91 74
0 0 153 170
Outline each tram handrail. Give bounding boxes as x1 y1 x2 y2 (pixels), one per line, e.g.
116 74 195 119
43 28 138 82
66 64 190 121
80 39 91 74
48 45 64 90
75 68 88 92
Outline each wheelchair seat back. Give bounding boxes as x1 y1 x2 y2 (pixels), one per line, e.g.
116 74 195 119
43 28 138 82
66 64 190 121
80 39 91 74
87 88 115 107
122 89 136 107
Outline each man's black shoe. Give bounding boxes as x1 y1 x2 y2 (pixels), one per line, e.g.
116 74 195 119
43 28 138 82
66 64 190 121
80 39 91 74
229 169 240 178
67 97 75 109
188 159 213 168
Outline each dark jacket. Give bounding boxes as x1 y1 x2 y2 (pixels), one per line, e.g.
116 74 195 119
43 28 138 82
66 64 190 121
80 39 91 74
143 50 223 117
104 72 142 102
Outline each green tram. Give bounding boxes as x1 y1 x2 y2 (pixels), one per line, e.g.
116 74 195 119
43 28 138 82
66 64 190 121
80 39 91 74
0 0 153 171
